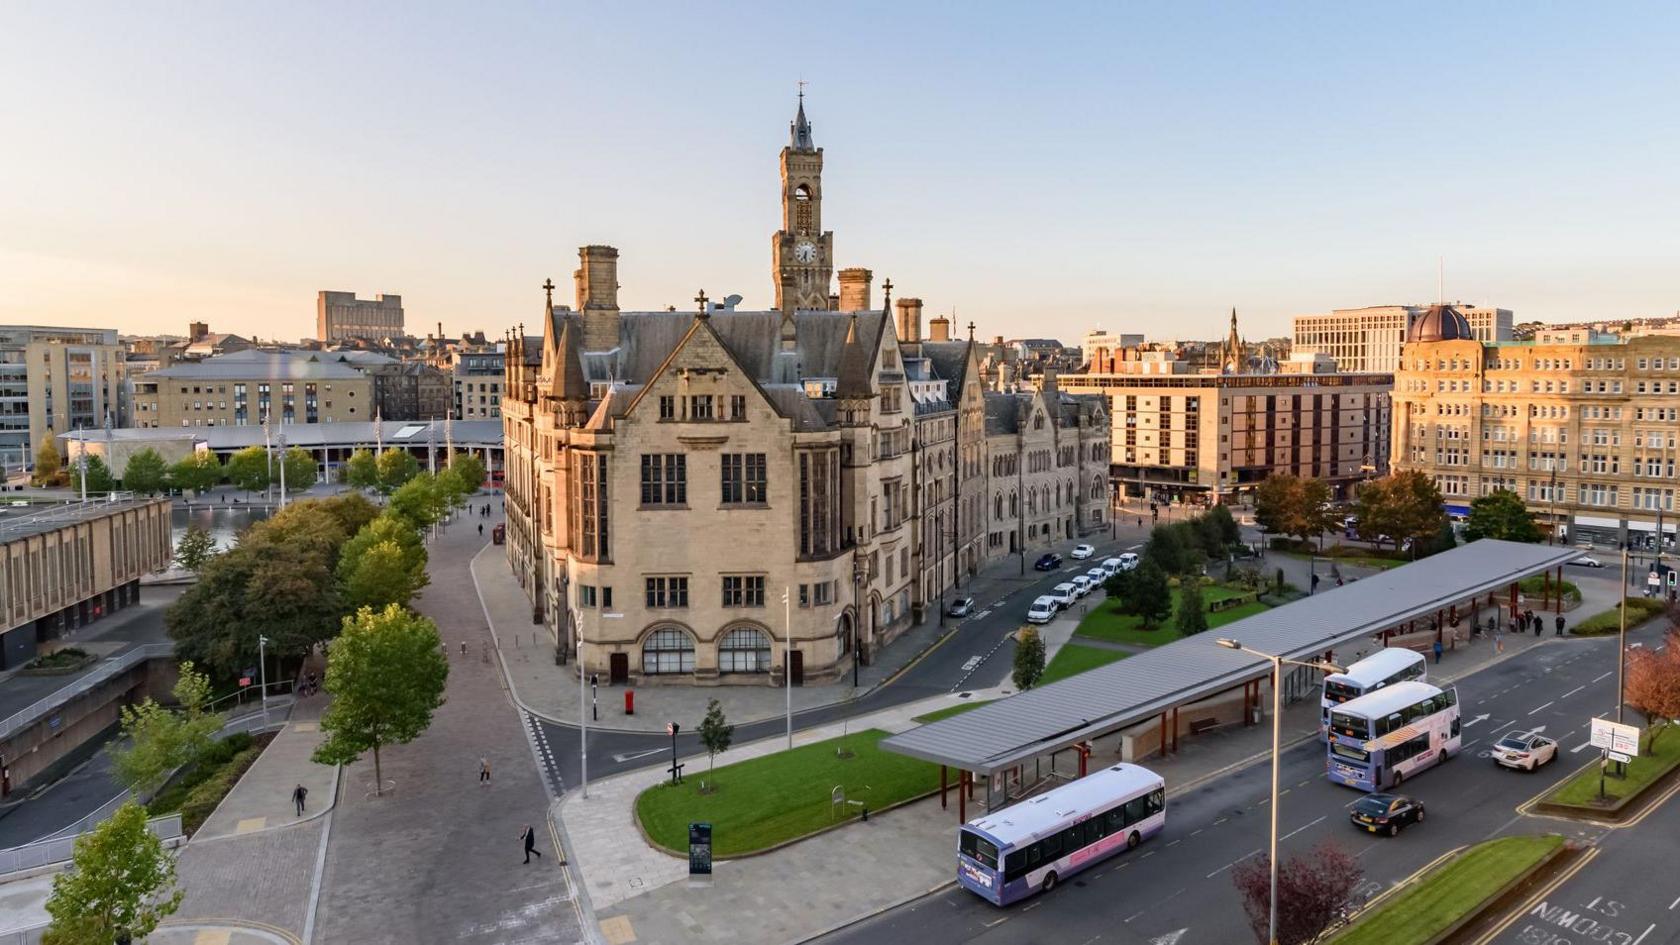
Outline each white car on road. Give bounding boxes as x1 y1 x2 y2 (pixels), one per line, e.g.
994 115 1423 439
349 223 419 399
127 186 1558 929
1047 583 1078 609
1117 552 1140 571
1070 544 1096 560
1026 596 1057 624
1492 731 1558 771
1070 575 1094 598
1569 555 1605 568
1086 567 1109 587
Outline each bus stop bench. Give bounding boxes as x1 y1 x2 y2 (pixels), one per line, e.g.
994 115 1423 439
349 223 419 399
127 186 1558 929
1188 718 1220 736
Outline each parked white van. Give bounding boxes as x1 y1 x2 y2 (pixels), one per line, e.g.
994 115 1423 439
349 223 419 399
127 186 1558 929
1047 583 1078 609
1026 596 1058 624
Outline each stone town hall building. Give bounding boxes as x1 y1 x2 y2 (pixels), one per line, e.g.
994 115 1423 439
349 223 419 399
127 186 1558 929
502 99 1110 685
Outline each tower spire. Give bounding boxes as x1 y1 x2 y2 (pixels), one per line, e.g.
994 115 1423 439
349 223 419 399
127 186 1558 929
790 83 815 150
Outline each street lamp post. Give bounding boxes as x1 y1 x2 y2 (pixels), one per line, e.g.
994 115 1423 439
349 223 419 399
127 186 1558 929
784 586 793 750
1216 639 1343 945
258 634 270 721
578 607 622 799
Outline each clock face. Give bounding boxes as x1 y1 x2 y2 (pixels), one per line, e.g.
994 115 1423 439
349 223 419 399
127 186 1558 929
794 240 817 263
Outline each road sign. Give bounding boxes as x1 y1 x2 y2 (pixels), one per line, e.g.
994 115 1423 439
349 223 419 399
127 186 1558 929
1648 572 1662 588
1609 751 1632 764
688 823 712 875
1590 717 1640 757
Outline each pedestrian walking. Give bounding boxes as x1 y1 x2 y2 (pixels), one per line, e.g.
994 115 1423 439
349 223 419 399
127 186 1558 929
461 641 468 655
1496 628 1505 654
1532 613 1542 637
479 757 492 784
1432 639 1443 664
478 523 484 537
292 783 308 816
1555 614 1566 636
521 824 543 863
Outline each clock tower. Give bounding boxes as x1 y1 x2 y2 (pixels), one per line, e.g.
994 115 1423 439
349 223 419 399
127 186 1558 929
773 91 834 311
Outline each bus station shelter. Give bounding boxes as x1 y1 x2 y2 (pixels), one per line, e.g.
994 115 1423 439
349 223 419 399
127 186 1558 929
881 540 1584 820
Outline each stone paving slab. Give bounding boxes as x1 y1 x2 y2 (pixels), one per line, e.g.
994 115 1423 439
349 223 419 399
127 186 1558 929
173 817 324 940
194 703 336 841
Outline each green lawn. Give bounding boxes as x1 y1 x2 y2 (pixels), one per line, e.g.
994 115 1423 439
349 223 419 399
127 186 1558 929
1547 727 1680 808
913 699 994 724
1518 575 1582 603
1329 835 1565 945
1572 597 1665 635
1038 644 1127 685
1075 584 1266 647
634 729 939 857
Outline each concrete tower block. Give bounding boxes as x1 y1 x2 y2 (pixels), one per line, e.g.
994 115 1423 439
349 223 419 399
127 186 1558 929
838 268 873 312
895 298 923 343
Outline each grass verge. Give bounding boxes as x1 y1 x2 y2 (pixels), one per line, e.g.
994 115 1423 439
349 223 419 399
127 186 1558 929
913 699 994 724
1328 834 1565 945
1075 584 1263 647
1517 574 1581 604
1544 727 1680 809
1038 644 1127 685
1571 597 1665 635
634 729 939 858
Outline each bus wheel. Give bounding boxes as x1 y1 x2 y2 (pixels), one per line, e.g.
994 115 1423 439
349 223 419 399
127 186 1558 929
1127 831 1140 850
1393 770 1403 786
1042 872 1058 893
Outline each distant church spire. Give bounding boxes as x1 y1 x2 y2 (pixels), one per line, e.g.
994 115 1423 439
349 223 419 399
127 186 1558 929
1221 307 1244 375
790 82 815 151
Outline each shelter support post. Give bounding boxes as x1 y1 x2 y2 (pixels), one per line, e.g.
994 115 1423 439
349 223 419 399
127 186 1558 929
959 771 967 822
1172 706 1180 753
1161 711 1169 753
940 765 947 810
1556 567 1564 613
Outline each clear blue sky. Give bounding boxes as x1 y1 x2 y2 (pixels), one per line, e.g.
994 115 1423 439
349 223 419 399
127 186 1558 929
3 2 1676 344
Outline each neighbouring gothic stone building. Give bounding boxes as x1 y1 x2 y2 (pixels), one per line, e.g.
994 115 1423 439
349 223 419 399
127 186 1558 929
502 98 1110 686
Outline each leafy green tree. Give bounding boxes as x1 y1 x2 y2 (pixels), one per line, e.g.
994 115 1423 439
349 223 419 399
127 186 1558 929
173 525 219 574
449 452 487 492
73 454 116 494
1357 471 1447 555
33 438 64 486
1254 473 1300 539
342 540 426 611
169 451 223 495
435 466 471 507
1464 489 1542 543
224 445 271 495
1196 505 1241 558
698 698 735 784
1124 559 1173 629
375 448 420 494
121 448 169 495
1145 523 1190 575
42 802 182 945
345 448 379 490
340 513 427 581
1013 626 1046 689
313 605 449 796
281 446 317 493
317 492 380 538
168 540 344 677
1421 519 1458 558
390 474 448 528
110 662 222 795
1175 572 1209 636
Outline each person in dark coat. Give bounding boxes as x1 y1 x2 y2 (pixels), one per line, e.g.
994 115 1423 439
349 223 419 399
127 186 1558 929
1555 614 1566 636
521 824 543 864
292 783 308 816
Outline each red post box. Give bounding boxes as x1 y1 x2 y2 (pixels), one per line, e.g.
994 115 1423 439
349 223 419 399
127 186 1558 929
625 690 635 715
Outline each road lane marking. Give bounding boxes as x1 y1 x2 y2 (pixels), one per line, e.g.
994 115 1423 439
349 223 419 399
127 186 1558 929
1207 849 1262 878
1669 892 1680 910
1561 685 1585 699
1279 814 1328 842
1594 671 1614 682
1468 847 1601 945
1631 923 1654 945
1529 702 1555 715
1571 742 1593 753
1212 818 1228 825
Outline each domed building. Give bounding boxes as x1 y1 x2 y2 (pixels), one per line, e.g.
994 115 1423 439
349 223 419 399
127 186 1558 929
1405 304 1473 344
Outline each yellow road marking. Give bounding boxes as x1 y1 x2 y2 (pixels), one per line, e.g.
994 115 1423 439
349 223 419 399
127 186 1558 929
235 817 267 834
1468 846 1600 945
599 915 637 945
193 932 232 945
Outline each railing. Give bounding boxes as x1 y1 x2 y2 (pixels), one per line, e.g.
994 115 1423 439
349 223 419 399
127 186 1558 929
0 813 182 880
0 494 155 540
0 642 173 743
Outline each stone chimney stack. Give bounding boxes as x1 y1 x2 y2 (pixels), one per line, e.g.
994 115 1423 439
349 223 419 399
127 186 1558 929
837 268 873 312
895 298 923 344
928 315 951 342
573 245 621 351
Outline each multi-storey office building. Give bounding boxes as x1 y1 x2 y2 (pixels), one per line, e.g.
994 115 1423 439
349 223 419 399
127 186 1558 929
452 348 504 419
1293 303 1512 374
0 326 126 472
1061 319 1391 504
130 350 371 427
502 99 1111 686
316 291 405 342
1394 306 1680 548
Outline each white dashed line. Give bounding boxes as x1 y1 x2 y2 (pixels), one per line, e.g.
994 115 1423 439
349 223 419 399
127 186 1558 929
1279 815 1327 842
1528 701 1554 715
1561 686 1585 699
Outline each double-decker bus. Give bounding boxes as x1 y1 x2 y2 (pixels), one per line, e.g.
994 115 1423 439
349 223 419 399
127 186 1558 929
1320 648 1428 734
957 764 1165 906
1327 681 1461 791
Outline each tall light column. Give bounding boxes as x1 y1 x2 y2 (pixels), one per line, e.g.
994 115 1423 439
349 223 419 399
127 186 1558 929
1216 639 1343 945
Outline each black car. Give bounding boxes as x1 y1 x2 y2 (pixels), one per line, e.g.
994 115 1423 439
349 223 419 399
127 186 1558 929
946 596 976 618
1034 553 1063 571
1349 793 1425 836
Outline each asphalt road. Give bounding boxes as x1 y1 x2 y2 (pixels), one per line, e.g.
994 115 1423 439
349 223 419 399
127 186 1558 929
808 618 1668 945
532 530 1156 792
1479 784 1680 945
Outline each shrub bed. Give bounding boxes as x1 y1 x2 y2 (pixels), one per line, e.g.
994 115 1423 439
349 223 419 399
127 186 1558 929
1571 597 1665 635
148 731 267 835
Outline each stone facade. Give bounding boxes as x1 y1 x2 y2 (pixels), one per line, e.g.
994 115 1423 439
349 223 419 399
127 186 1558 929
316 291 404 342
130 350 372 428
0 326 126 471
501 100 1112 685
1293 304 1513 374
1394 326 1680 548
982 373 1112 562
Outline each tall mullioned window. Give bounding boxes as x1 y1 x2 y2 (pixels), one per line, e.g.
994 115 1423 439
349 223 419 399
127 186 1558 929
577 453 609 559
640 454 686 505
721 453 767 504
798 450 839 557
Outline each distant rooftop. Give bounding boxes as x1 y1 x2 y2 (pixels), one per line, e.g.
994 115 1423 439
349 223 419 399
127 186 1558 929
0 496 171 545
141 350 367 381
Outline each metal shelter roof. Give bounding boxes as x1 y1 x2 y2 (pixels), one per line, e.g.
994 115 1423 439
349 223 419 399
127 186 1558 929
881 539 1581 774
